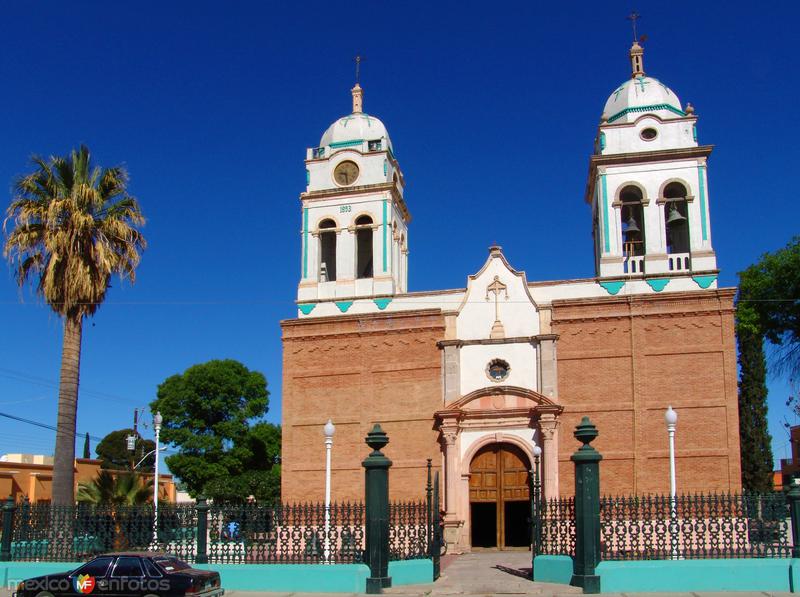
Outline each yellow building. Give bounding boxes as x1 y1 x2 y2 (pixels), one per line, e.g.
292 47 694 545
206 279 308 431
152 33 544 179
0 454 176 503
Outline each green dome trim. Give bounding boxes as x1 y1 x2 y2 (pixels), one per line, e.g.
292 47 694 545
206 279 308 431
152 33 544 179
607 103 686 123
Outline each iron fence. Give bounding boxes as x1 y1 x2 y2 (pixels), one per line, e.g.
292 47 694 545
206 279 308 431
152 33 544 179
537 497 576 556
5 500 375 564
9 502 198 561
600 492 790 560
206 502 364 564
389 501 429 561
532 492 791 561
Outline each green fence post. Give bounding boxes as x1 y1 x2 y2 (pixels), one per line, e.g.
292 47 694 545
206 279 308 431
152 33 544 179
788 479 800 558
432 471 441 581
195 497 209 564
570 417 602 594
1 496 15 561
363 424 392 594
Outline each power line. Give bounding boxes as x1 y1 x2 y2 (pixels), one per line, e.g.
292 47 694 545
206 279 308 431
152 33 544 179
0 411 105 443
0 367 140 405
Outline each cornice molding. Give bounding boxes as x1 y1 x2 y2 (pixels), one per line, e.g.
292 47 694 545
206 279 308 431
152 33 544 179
436 334 559 349
300 182 411 223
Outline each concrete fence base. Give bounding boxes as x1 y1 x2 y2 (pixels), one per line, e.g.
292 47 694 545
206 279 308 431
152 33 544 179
534 555 800 593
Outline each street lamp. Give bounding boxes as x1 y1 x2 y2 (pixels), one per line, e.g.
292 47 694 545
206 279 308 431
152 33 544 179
323 420 335 563
531 444 542 553
126 433 137 471
665 406 678 558
152 411 163 548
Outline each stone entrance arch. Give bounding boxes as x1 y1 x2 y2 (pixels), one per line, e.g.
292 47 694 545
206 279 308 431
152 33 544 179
434 385 562 552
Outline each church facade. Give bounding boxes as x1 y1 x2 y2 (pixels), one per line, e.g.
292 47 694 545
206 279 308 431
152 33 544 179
281 42 741 552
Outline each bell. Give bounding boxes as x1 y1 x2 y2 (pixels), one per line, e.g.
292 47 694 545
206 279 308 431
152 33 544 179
624 215 640 235
667 204 687 224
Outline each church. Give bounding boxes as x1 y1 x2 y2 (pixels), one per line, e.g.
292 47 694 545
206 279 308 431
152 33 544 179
280 40 741 552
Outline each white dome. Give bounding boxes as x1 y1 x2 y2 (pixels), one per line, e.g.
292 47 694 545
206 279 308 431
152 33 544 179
320 112 392 150
602 76 684 124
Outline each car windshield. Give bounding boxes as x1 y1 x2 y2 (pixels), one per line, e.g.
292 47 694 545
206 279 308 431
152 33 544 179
153 557 191 572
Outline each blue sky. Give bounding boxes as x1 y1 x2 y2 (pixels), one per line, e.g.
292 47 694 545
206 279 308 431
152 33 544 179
1 1 798 474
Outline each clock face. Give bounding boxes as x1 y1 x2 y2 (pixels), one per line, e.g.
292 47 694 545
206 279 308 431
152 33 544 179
334 161 359 186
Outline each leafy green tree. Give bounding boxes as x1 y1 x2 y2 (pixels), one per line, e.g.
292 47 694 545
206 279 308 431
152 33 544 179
95 429 155 472
83 433 91 459
150 359 281 503
736 326 774 491
3 146 146 505
738 237 800 377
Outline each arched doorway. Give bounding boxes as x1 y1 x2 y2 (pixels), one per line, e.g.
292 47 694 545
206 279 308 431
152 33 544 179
469 442 530 549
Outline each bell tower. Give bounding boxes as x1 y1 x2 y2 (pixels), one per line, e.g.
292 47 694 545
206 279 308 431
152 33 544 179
586 41 717 280
298 84 410 303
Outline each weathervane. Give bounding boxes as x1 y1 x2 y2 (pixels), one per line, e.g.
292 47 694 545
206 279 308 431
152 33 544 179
627 11 640 42
354 55 363 84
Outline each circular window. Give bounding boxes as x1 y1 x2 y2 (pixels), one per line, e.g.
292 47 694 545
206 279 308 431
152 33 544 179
486 359 510 383
640 128 658 141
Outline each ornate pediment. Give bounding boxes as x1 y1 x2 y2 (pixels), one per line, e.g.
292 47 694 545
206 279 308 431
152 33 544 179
435 385 562 426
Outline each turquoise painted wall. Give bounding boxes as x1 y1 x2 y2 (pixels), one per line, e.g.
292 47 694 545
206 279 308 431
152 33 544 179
597 558 793 593
533 555 573 585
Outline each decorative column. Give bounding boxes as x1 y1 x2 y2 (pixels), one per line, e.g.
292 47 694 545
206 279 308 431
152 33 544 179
539 413 560 499
438 416 462 548
570 417 602 594
363 424 392 593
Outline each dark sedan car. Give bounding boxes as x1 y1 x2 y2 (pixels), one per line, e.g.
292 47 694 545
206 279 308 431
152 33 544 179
14 552 223 597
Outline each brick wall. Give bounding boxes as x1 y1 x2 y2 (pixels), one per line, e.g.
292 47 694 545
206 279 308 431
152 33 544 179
281 309 445 503
552 288 741 496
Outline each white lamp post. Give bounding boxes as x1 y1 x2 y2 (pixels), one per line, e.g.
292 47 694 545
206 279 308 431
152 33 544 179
665 406 678 558
152 411 163 548
323 419 335 563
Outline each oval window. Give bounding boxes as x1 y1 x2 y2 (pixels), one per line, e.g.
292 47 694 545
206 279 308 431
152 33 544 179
486 359 510 382
640 128 658 141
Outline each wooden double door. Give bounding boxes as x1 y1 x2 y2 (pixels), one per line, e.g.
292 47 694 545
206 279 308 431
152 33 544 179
469 443 531 549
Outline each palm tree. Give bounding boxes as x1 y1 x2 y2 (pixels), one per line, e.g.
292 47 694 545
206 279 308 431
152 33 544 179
77 470 154 506
3 146 146 505
77 471 154 551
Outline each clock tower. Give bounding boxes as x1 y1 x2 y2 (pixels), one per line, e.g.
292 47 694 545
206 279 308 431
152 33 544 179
297 84 410 305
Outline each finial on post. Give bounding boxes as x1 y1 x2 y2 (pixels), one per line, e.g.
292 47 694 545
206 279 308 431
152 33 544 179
352 55 364 114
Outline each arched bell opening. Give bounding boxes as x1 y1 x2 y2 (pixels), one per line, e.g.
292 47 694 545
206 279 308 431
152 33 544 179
355 215 373 279
620 186 645 254
664 182 690 269
469 442 531 550
620 185 646 274
318 219 337 281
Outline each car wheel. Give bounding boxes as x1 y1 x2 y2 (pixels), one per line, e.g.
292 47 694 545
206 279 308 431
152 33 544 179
143 593 160 597
35 592 54 597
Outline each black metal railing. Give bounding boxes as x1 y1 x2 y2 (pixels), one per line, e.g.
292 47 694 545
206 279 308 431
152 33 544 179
600 492 790 560
533 492 791 561
389 501 429 561
537 497 576 556
9 502 198 561
206 502 364 564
